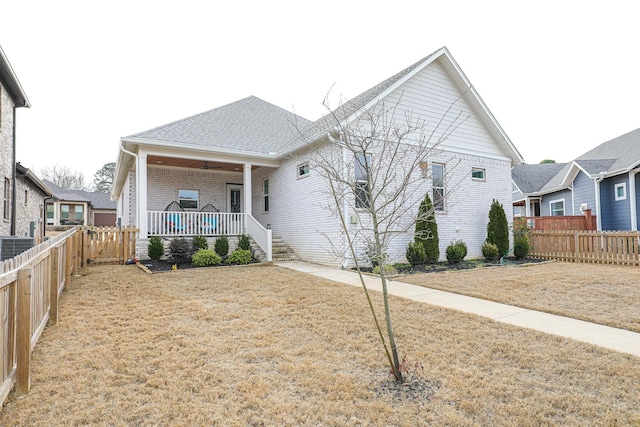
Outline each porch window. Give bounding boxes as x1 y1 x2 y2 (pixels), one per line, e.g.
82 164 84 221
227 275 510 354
471 167 485 181
178 189 199 209
263 178 269 212
47 204 54 219
549 199 565 216
615 182 627 201
355 154 371 209
61 205 70 220
432 163 445 212
75 204 83 220
3 177 9 220
297 163 310 178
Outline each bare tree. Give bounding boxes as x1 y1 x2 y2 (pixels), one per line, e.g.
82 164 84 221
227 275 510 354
302 93 468 382
41 164 88 190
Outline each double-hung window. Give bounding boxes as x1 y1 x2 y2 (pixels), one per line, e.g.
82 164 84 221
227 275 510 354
550 199 565 216
178 189 199 209
3 178 9 220
355 154 371 209
263 178 269 212
432 163 445 211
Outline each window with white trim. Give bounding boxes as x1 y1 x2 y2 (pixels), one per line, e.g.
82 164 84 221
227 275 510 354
471 167 485 181
615 182 627 201
549 199 565 216
297 163 310 178
432 163 445 211
263 178 269 212
355 154 371 209
178 189 199 209
3 178 9 220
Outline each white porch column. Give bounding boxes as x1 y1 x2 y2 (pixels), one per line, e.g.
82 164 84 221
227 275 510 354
594 178 602 231
138 153 148 238
630 170 639 231
243 163 252 216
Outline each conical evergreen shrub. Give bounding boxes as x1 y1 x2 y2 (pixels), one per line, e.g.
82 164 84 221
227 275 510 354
415 193 439 264
486 199 509 256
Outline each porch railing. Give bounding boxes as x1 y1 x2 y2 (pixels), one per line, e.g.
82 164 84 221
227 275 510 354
147 211 245 237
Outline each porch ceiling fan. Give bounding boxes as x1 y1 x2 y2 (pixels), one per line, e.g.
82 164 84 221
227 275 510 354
202 161 223 170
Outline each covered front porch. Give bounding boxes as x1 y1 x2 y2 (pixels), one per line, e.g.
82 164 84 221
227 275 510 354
127 150 276 261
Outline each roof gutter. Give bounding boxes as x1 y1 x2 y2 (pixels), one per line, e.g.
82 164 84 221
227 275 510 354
117 143 139 228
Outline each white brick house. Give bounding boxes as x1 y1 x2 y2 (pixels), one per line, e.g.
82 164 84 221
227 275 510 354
112 47 523 265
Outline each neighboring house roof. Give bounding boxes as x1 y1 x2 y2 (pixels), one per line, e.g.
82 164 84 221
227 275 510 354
0 45 30 108
512 127 640 200
512 162 568 194
43 180 92 203
125 96 314 155
77 191 116 210
16 163 53 196
574 127 640 176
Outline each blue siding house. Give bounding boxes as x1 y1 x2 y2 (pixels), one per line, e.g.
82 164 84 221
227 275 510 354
513 127 640 231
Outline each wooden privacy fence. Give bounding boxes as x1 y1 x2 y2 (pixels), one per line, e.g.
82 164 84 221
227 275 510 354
0 226 139 409
529 230 640 265
83 227 138 264
0 227 81 408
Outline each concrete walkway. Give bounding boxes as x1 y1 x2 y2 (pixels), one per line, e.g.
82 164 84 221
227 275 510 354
275 261 640 358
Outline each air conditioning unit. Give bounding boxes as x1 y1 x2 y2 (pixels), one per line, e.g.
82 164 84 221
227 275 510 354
0 237 35 261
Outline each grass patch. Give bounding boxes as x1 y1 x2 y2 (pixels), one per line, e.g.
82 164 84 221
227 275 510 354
401 261 640 332
1 264 639 425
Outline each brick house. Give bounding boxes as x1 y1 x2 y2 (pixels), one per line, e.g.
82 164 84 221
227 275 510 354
1 45 51 242
112 47 523 265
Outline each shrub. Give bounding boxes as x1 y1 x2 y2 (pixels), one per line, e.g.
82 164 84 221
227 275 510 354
214 236 229 257
513 235 530 259
365 243 387 267
406 241 426 266
191 249 221 267
486 199 509 257
169 238 193 262
415 193 439 264
238 234 251 251
226 249 252 265
192 235 208 251
482 242 500 261
148 236 164 261
372 264 397 276
446 240 467 263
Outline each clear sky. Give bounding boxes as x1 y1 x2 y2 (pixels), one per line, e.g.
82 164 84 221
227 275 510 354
2 1 639 183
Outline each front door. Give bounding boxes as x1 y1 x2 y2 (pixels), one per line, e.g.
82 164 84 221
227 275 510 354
227 184 244 213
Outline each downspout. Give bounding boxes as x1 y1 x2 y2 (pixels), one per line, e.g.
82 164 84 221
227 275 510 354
327 132 351 269
119 143 139 229
10 106 17 235
594 172 606 231
630 168 640 231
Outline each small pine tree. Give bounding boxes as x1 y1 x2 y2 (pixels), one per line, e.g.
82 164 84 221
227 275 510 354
415 193 439 264
214 236 229 257
148 236 164 261
486 199 509 256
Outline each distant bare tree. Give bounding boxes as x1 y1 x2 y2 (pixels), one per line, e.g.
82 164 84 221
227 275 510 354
41 164 88 190
300 92 468 382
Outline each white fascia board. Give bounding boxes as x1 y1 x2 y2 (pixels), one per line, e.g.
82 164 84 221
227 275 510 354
123 137 280 167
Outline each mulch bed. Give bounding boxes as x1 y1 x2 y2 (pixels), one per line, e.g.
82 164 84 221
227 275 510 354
358 257 548 275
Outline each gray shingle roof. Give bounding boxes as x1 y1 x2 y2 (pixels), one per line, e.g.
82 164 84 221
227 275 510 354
44 180 116 209
127 96 314 155
512 163 568 193
77 191 116 210
575 127 640 174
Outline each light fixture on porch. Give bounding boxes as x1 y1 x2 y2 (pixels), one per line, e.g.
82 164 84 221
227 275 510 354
202 161 223 170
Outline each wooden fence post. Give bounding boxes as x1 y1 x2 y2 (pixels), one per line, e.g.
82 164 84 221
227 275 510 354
65 236 72 287
73 231 80 275
16 268 33 395
83 228 90 267
49 247 60 325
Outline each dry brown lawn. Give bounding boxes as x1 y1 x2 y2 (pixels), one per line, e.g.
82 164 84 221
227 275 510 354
2 264 639 425
401 261 640 333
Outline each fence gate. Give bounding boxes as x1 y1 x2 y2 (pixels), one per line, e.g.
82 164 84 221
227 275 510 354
84 227 138 264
